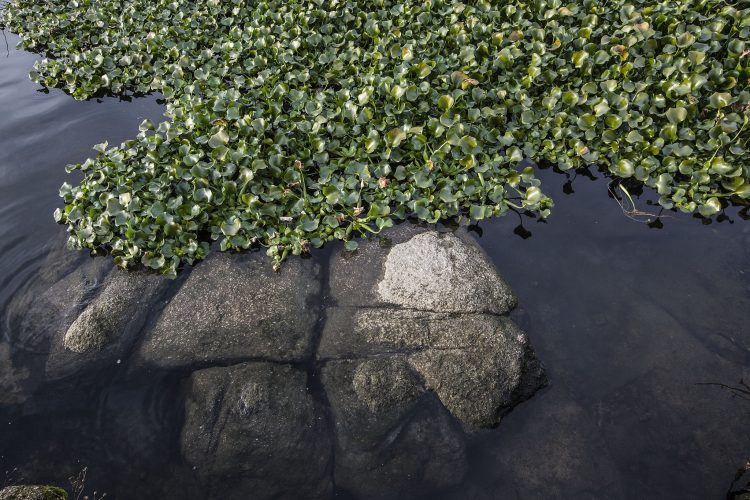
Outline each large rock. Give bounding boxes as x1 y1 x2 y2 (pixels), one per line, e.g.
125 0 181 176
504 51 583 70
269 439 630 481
321 226 545 428
181 362 332 499
0 486 67 500
4 246 110 355
409 315 545 428
310 225 546 498
322 358 467 498
44 268 172 379
329 225 516 314
135 251 321 369
2 240 111 392
62 269 169 353
8 225 546 499
377 231 516 314
320 308 544 428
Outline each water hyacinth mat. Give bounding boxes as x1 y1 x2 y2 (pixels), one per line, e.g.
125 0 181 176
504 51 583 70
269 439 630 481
1 0 749 276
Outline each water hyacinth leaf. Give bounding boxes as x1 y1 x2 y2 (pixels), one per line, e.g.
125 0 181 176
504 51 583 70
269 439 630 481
142 253 165 270
437 95 454 111
525 187 543 204
208 129 229 148
301 216 319 232
220 216 241 236
572 50 588 67
1 0 746 275
709 92 732 109
605 115 623 130
666 107 687 124
698 197 722 217
735 184 750 199
386 128 407 148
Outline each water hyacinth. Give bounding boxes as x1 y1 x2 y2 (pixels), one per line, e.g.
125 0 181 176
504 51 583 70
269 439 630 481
2 0 749 276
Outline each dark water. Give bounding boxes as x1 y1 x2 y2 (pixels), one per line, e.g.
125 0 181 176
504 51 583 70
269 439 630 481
1 31 748 499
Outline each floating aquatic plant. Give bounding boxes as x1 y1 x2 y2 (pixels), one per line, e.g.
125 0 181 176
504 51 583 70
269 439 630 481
2 0 749 276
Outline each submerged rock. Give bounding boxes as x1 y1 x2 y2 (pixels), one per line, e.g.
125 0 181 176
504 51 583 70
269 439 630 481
135 251 321 368
63 269 168 353
312 226 545 496
4 244 110 355
319 308 544 428
322 227 545 428
409 315 544 428
44 267 173 380
2 240 112 389
10 225 546 498
0 486 67 500
322 358 467 498
181 362 332 499
0 343 29 406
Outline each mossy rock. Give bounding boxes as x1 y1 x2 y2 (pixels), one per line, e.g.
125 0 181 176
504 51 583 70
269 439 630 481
0 486 67 500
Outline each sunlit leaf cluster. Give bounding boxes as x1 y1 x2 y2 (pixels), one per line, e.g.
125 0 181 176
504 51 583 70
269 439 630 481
3 0 750 276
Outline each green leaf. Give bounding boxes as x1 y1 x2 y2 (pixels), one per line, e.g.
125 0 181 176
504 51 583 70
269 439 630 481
698 197 721 217
469 204 489 220
709 92 731 109
208 129 229 148
572 50 588 68
221 216 241 236
437 94 454 111
301 216 319 232
385 128 407 147
505 146 523 162
25 0 748 276
665 107 687 124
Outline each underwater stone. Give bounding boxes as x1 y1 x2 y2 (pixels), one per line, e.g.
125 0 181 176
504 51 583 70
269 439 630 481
3 237 112 385
350 357 424 414
408 314 545 428
14 227 546 497
136 251 321 368
0 486 67 500
5 242 111 355
181 362 332 500
322 226 545 428
0 343 29 406
320 307 544 428
43 264 175 381
322 358 467 498
63 269 169 353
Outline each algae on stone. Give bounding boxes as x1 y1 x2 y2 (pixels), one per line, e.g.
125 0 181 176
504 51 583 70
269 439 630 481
0 486 67 500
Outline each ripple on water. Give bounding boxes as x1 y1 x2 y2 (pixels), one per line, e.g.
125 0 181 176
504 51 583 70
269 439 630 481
0 32 165 339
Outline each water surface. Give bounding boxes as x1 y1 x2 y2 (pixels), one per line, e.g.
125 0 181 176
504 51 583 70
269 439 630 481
0 31 748 499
